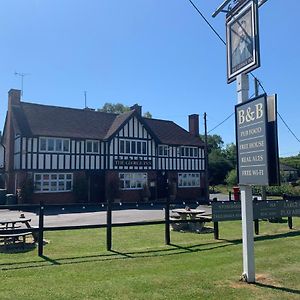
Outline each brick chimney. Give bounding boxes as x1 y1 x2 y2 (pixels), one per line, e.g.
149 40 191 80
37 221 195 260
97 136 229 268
8 89 21 109
189 114 199 137
130 104 142 116
5 89 21 193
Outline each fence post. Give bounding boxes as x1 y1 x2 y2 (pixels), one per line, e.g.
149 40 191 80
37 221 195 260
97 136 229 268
212 198 219 239
165 197 170 245
288 217 293 229
213 222 219 240
254 219 259 235
106 198 112 251
38 201 44 257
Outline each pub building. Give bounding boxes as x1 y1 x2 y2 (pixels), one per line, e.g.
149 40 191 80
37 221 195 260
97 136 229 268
1 89 207 204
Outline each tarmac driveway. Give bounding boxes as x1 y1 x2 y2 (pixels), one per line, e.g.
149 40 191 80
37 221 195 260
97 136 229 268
0 204 211 228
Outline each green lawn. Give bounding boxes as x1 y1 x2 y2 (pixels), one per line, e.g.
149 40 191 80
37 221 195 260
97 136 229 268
0 219 299 300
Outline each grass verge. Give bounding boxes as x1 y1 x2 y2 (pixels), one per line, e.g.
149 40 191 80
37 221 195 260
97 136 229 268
0 218 299 300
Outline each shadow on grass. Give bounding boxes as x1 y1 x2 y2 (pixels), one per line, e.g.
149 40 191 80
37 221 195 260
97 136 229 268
0 239 233 271
254 282 300 296
0 230 299 272
0 242 36 254
220 230 300 245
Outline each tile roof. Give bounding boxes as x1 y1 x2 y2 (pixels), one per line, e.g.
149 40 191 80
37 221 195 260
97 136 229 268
19 102 116 139
12 101 204 147
143 118 204 147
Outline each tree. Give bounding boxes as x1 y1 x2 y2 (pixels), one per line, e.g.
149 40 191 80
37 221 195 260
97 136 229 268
223 143 236 169
98 103 130 114
280 154 300 176
143 111 152 118
225 169 237 186
200 134 223 154
208 149 232 186
98 102 152 118
199 134 237 185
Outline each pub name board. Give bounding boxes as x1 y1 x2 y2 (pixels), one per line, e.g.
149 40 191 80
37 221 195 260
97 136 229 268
114 159 152 167
235 95 269 185
212 200 300 222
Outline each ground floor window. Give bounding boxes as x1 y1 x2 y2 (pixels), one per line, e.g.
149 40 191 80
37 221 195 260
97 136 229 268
119 173 147 190
34 173 73 193
178 173 200 188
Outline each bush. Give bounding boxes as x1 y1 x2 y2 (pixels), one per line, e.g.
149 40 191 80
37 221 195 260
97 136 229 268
225 169 237 187
252 184 300 197
18 177 34 203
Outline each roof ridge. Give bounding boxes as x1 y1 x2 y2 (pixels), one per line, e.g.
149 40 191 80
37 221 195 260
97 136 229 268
21 101 119 116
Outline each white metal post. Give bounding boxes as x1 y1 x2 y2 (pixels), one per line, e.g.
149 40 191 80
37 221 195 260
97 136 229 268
237 73 255 283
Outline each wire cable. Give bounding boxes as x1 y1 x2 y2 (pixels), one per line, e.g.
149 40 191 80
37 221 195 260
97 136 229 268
187 0 226 45
208 112 234 133
187 0 267 94
277 112 300 144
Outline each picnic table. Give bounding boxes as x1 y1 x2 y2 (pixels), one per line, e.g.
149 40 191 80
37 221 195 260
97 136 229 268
171 208 206 232
0 215 37 246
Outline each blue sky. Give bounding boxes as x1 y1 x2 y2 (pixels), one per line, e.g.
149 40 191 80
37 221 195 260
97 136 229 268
0 0 299 157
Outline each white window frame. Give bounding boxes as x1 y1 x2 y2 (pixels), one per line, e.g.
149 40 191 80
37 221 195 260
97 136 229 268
34 173 73 193
180 146 198 158
119 139 147 155
86 140 100 154
39 137 70 153
158 145 169 157
178 173 200 188
119 172 147 190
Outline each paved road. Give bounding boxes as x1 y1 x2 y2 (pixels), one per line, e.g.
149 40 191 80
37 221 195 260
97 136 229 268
0 204 211 228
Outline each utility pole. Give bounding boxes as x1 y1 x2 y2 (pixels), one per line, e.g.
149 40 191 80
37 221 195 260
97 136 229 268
204 112 209 203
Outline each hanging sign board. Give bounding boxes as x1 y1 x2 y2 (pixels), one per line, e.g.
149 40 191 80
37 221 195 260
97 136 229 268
226 0 260 83
235 94 269 185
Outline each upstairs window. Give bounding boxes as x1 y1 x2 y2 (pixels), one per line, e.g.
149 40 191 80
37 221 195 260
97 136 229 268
180 146 198 157
119 139 147 155
39 137 70 153
158 145 169 156
86 140 100 154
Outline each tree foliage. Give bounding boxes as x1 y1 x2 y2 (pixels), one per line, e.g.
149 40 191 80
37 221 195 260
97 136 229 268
208 148 233 185
98 102 152 118
280 154 300 175
200 134 237 185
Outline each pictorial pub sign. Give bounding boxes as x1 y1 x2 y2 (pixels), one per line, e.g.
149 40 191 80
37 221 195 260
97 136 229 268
226 0 260 83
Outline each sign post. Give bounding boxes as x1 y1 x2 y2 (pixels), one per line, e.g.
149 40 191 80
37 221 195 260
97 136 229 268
213 0 275 284
237 73 255 282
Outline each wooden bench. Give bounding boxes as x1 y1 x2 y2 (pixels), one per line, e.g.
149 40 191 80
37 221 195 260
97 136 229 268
196 215 212 222
0 232 33 246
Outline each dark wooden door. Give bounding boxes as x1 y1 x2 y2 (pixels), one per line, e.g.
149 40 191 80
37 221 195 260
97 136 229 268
89 171 106 203
157 171 168 200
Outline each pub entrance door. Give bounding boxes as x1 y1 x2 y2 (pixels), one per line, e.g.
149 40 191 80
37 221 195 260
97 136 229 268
157 171 168 200
88 171 106 203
